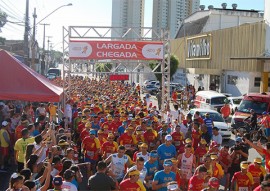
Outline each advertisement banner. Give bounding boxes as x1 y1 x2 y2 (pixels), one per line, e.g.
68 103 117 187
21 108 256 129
69 41 163 60
109 74 129 81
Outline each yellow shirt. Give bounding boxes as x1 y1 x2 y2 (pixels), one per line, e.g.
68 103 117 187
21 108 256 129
14 137 35 163
48 105 57 116
0 129 10 147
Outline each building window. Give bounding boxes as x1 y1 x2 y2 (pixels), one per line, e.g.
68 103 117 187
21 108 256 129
256 77 270 87
227 75 238 85
254 77 261 87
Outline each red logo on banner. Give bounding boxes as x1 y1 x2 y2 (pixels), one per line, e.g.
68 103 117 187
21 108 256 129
69 41 163 60
109 74 129 81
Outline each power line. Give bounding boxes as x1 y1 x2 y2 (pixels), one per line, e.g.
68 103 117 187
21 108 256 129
0 1 24 22
5 0 24 15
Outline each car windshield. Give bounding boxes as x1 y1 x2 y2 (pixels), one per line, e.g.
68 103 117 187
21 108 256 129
146 85 155 88
211 97 226 105
200 112 225 122
232 98 242 104
237 100 268 114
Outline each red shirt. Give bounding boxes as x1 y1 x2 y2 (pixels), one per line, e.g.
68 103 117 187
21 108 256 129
143 130 157 148
194 146 207 165
80 129 90 140
263 149 270 171
188 175 204 191
253 185 261 191
78 123 85 134
171 132 184 149
15 125 25 140
248 164 264 187
231 172 253 190
220 105 231 118
119 179 142 191
191 129 201 150
82 136 100 160
102 141 118 158
102 121 117 133
219 151 231 166
119 133 135 149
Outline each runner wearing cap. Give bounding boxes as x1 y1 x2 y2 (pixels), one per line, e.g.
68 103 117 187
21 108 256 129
119 169 146 191
248 157 266 188
152 159 176 191
167 181 180 191
0 120 10 171
157 135 177 166
194 139 208 166
133 143 150 162
231 161 254 191
201 177 220 191
101 133 118 159
81 129 101 175
188 165 207 191
118 125 137 157
143 126 158 150
144 150 159 189
171 125 185 154
191 122 202 150
210 153 224 180
125 157 147 183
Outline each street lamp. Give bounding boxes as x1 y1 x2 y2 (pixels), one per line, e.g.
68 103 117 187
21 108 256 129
36 3 72 26
36 3 72 75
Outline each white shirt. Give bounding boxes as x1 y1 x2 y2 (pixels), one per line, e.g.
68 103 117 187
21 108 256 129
127 165 147 183
62 181 78 191
110 153 129 180
212 133 222 147
34 144 47 164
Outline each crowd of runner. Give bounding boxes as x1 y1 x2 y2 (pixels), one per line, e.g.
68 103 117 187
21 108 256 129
1 76 270 191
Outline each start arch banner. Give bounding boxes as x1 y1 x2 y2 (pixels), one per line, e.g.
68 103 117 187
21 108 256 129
69 40 163 60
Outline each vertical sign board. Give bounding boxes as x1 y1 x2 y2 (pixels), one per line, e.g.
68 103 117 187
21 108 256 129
109 74 129 81
69 41 163 60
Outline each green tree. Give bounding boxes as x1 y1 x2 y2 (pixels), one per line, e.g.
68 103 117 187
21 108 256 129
149 54 179 82
0 9 7 32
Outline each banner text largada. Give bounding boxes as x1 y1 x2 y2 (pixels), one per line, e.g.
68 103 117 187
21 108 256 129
69 41 164 60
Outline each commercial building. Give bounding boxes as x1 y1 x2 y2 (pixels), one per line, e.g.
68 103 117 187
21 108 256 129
152 0 200 38
171 4 269 96
111 0 145 39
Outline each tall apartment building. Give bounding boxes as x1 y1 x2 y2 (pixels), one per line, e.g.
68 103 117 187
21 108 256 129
111 0 145 40
152 0 200 38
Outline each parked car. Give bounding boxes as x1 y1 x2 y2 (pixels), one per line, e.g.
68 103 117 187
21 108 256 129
142 85 159 95
227 96 243 114
46 73 57 80
143 80 156 86
188 108 231 140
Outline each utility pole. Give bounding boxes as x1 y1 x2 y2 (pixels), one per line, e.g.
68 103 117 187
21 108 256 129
31 8 37 70
23 0 29 66
46 36 52 72
40 23 50 75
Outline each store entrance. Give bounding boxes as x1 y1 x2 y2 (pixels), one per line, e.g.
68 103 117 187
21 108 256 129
209 75 220 92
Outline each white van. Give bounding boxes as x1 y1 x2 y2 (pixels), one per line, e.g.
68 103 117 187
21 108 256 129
194 90 226 112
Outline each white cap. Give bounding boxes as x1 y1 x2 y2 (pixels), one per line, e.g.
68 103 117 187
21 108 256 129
165 134 173 141
2 121 8 126
167 183 179 190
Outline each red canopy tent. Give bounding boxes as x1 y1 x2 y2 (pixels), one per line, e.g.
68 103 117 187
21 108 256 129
0 49 63 102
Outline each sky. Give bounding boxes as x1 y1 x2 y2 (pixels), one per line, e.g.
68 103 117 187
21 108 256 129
0 0 265 51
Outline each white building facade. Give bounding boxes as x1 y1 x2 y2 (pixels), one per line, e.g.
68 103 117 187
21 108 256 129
152 0 200 38
111 0 145 40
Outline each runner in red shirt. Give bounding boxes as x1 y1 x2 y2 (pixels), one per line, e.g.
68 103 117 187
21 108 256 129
218 145 231 191
231 161 254 191
101 133 118 159
191 122 202 150
248 158 266 188
194 139 208 166
80 122 91 140
119 169 146 191
144 127 158 151
171 125 185 154
188 165 207 191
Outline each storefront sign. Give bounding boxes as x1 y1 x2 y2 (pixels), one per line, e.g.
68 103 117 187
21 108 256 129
109 74 129 81
186 34 211 60
69 41 163 60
